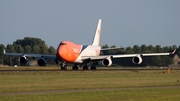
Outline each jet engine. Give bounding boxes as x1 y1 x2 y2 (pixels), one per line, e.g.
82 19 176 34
102 56 112 66
37 57 47 66
132 55 142 64
19 55 28 64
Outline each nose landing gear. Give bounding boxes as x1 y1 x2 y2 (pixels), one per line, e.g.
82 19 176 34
60 62 67 70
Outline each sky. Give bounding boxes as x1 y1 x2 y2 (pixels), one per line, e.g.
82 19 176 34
0 0 180 48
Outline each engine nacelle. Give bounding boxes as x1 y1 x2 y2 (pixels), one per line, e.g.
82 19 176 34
102 56 112 66
37 58 47 66
19 56 28 64
132 55 142 64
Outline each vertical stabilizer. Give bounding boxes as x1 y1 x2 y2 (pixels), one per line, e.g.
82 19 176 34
92 19 102 46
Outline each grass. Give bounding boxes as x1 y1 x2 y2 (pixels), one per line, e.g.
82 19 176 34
0 68 180 101
1 88 180 101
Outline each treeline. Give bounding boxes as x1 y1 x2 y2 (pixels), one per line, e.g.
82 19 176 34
0 37 179 66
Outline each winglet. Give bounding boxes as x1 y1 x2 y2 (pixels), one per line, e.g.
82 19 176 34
171 49 176 54
3 49 6 54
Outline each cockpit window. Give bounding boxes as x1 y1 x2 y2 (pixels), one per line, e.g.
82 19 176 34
60 43 66 45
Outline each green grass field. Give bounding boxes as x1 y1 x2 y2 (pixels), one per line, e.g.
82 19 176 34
0 67 180 101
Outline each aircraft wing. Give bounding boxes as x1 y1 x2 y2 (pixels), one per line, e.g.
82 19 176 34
82 49 176 60
3 49 56 59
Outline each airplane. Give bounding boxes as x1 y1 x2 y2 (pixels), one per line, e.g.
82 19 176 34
3 19 176 70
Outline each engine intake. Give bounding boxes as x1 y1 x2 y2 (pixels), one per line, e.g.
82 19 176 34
132 55 142 64
102 56 112 66
37 58 47 66
19 56 28 64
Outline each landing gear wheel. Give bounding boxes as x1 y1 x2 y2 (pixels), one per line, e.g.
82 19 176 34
60 63 67 70
61 65 67 70
72 65 78 70
91 66 96 70
83 65 88 70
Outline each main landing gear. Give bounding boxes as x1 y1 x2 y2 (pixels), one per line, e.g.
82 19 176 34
72 64 78 70
83 65 88 70
82 64 96 70
90 61 97 70
60 63 97 70
90 65 96 70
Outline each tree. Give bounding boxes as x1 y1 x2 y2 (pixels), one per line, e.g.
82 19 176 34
0 44 5 55
24 45 32 53
32 45 40 54
40 45 48 54
6 44 15 52
0 44 5 64
141 44 147 52
125 47 134 54
13 37 46 48
117 48 125 54
148 45 155 53
163 46 169 53
48 46 56 55
133 45 141 53
17 45 24 53
155 45 162 53
102 44 109 49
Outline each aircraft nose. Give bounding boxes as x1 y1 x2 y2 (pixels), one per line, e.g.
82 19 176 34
57 46 67 60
